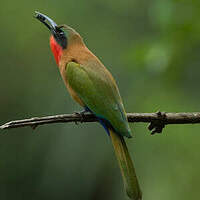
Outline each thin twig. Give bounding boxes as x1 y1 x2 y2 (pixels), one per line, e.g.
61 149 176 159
1 112 200 134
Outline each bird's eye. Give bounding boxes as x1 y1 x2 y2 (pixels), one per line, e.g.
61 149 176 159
55 27 64 34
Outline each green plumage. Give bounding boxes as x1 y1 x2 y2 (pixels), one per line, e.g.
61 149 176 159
110 129 142 200
66 61 132 138
35 12 141 199
66 61 142 199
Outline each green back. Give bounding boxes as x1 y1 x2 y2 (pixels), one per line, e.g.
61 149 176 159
66 61 132 138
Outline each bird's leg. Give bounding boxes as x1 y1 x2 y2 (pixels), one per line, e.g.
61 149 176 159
74 107 90 123
148 111 166 135
75 108 89 116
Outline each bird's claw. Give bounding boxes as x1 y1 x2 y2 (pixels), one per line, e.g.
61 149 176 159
148 111 166 135
74 110 88 124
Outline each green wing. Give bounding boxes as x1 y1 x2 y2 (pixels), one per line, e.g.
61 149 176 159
66 61 132 138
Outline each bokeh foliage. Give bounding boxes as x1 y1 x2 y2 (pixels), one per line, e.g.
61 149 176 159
1 0 200 199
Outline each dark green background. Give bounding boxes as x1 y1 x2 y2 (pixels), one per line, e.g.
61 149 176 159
1 0 200 199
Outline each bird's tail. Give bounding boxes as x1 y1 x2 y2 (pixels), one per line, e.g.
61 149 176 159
109 128 142 200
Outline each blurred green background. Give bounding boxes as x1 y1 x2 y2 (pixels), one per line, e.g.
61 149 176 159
1 0 200 199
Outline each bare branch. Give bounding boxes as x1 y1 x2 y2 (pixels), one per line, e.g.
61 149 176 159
1 112 200 134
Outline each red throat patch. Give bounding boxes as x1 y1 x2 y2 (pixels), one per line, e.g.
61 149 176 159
50 36 63 66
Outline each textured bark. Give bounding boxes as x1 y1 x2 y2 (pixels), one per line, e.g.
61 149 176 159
1 112 200 134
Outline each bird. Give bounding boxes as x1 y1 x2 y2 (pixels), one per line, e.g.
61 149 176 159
35 11 142 200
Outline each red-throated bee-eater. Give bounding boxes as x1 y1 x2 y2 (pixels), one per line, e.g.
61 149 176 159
35 11 142 200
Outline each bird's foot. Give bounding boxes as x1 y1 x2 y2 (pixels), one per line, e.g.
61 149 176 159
148 111 166 135
74 110 89 124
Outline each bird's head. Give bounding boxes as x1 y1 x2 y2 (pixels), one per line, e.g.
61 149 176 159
35 11 82 65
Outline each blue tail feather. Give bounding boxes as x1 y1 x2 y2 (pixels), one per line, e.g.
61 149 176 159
84 106 111 136
97 117 110 136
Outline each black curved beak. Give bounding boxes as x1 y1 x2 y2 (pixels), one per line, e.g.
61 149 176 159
35 11 67 49
34 11 58 33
